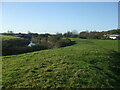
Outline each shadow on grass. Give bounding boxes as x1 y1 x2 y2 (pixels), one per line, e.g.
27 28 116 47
78 40 94 44
109 51 120 75
108 51 120 87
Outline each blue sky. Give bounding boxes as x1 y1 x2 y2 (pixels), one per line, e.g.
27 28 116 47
2 2 118 34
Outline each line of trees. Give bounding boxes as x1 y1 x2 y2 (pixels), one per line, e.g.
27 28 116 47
2 29 120 56
2 29 120 40
63 29 120 39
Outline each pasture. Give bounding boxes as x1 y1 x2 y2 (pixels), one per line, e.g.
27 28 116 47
2 38 120 88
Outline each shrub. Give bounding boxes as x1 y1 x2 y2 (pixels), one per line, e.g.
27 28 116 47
2 39 29 56
55 39 75 48
2 36 75 56
2 44 49 56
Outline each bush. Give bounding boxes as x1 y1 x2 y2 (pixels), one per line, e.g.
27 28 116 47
2 39 29 56
2 44 49 56
55 39 75 48
2 39 29 47
2 36 76 56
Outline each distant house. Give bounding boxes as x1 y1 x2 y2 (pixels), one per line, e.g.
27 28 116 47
108 34 119 39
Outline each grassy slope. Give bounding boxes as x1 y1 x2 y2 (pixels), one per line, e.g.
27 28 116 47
2 38 120 88
1 35 21 41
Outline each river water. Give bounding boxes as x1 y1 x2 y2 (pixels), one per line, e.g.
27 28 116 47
28 41 37 47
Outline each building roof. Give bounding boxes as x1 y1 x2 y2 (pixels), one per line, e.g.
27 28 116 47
109 34 119 37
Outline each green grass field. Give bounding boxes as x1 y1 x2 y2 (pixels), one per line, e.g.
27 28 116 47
2 38 120 88
1 35 21 41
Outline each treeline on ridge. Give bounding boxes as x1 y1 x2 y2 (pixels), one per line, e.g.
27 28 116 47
2 29 120 56
63 29 120 39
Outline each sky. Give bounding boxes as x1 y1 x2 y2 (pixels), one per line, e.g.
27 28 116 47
2 2 118 34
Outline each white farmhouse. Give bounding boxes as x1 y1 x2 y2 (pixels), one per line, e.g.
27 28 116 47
108 34 119 39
